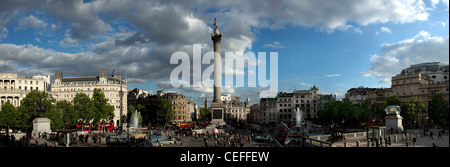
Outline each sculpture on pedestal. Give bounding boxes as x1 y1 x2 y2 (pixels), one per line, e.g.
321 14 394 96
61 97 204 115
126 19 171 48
384 105 404 133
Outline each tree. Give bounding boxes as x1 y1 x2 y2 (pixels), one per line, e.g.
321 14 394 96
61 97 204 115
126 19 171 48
127 105 136 124
0 102 20 136
199 108 211 120
358 99 375 123
91 88 114 123
429 92 449 127
157 99 173 126
45 105 64 130
18 90 56 130
74 93 94 127
404 97 425 128
385 95 402 106
57 100 78 129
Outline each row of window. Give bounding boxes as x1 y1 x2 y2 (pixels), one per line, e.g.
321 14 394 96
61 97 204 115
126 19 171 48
17 86 39 91
279 103 317 108
55 93 120 98
15 80 39 85
54 87 120 92
396 86 415 95
278 95 317 101
225 114 245 118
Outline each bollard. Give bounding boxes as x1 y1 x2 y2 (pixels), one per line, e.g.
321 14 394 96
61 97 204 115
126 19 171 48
344 142 347 147
356 141 360 147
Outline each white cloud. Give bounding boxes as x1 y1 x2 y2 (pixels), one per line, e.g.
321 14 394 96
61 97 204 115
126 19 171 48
325 74 342 78
431 0 449 8
299 82 311 87
362 31 449 83
381 27 392 33
264 41 285 48
16 15 47 30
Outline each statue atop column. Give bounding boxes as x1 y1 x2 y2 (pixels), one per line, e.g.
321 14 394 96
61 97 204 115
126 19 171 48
214 18 220 34
210 18 225 126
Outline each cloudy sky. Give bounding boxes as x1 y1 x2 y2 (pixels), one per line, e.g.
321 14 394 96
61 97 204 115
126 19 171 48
0 0 448 106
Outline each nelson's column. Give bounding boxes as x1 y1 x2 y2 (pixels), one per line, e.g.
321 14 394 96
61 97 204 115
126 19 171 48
210 18 226 125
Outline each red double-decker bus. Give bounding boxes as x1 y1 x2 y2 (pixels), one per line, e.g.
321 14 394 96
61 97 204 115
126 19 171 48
104 122 114 131
198 121 210 127
180 121 193 129
93 122 114 131
83 123 91 131
77 122 92 131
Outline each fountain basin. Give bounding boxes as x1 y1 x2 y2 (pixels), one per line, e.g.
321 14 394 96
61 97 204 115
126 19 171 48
129 133 146 139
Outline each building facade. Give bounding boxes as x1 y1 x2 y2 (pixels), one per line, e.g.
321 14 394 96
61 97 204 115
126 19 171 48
186 99 198 122
164 92 187 123
0 73 50 107
249 104 260 123
51 70 127 127
127 88 148 107
222 94 250 123
345 87 377 104
259 85 335 125
259 97 277 125
365 62 449 121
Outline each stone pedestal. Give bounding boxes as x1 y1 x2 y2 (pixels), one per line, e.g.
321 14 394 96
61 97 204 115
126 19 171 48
32 118 52 138
210 102 226 126
385 115 403 133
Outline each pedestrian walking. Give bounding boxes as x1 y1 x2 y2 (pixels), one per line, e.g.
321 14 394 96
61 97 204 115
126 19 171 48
438 131 442 139
412 135 416 147
430 131 433 140
405 135 409 147
380 137 383 147
388 135 391 145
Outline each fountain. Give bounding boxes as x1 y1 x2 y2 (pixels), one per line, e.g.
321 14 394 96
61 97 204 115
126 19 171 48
130 111 140 130
128 110 146 139
289 107 308 137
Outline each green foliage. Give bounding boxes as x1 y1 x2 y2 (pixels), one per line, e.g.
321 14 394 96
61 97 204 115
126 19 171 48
57 100 77 129
17 90 56 130
91 88 114 123
0 102 20 133
127 105 136 123
403 97 425 126
429 92 449 127
385 95 402 106
318 98 377 127
45 105 63 130
200 108 211 119
74 93 95 124
3 89 116 131
157 99 173 125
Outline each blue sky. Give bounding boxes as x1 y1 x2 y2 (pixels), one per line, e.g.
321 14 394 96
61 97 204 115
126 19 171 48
0 0 449 106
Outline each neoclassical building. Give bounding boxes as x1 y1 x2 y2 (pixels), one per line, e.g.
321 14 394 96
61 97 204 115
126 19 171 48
0 73 50 107
164 92 187 123
259 85 336 125
221 94 251 123
50 70 127 127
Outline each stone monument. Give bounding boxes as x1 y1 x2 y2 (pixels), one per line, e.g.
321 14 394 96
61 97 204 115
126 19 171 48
384 105 403 133
32 117 52 138
210 18 226 126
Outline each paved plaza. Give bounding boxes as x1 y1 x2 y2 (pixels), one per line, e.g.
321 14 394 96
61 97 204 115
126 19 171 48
1 128 448 148
321 129 449 147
